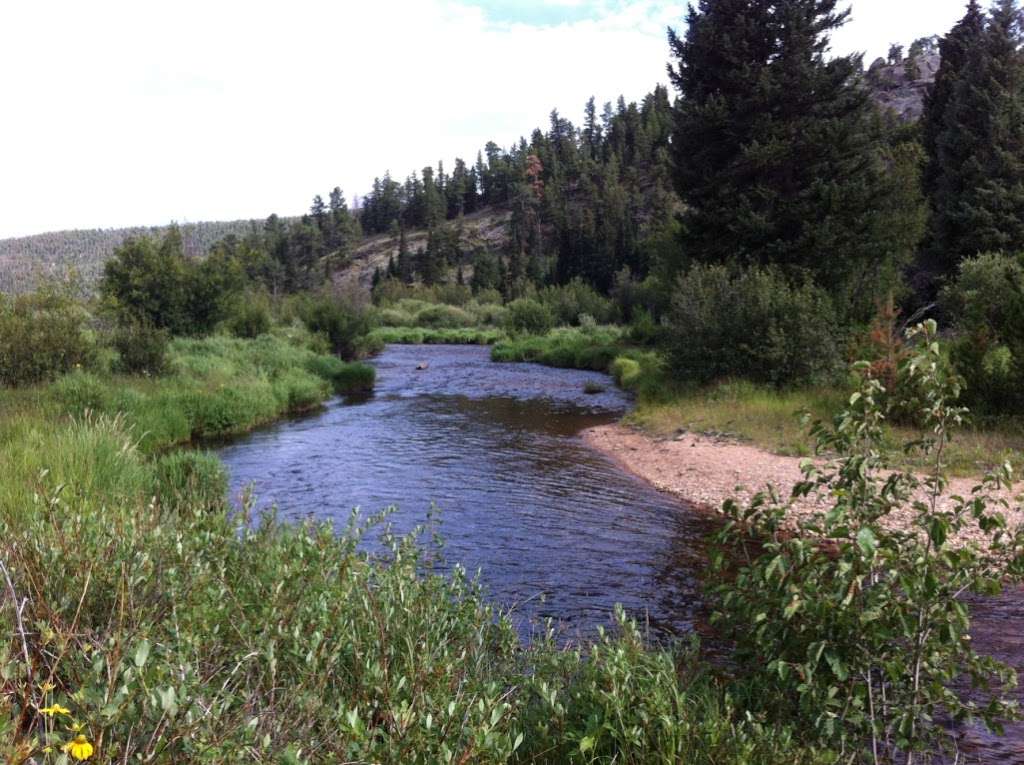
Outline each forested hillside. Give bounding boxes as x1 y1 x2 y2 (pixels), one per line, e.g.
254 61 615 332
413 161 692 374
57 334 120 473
0 219 268 293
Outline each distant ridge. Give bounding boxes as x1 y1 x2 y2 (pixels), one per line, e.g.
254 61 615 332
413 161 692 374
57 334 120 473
0 219 266 293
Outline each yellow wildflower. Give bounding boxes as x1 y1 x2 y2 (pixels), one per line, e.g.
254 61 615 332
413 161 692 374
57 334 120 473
63 734 94 761
38 703 71 716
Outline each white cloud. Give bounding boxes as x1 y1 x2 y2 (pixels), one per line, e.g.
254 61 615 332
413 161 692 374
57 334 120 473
0 0 968 238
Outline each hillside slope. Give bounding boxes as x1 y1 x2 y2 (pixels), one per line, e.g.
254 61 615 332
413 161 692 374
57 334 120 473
0 220 264 293
334 207 512 290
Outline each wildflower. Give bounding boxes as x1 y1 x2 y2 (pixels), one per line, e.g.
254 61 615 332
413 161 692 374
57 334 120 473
63 734 94 761
39 703 71 716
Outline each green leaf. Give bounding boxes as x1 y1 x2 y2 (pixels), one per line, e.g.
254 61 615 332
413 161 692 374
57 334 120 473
825 653 849 682
579 735 595 753
856 527 877 557
134 639 151 669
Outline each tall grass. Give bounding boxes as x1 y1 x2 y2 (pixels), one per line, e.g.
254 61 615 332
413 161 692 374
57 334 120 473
42 334 375 451
368 326 504 345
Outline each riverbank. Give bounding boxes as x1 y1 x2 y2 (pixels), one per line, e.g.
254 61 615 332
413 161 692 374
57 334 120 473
582 422 1024 547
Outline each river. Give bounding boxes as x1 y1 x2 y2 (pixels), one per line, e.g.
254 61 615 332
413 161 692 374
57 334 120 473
217 344 716 641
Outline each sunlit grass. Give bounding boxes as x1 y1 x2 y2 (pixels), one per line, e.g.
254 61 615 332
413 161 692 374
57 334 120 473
630 379 1024 477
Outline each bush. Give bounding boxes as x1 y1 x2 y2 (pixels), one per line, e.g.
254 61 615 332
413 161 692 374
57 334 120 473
300 293 372 360
111 320 170 376
226 295 272 338
272 369 329 411
941 252 1024 414
0 282 94 387
712 323 1023 759
611 357 642 389
414 304 475 329
667 264 841 386
537 279 616 326
504 298 555 336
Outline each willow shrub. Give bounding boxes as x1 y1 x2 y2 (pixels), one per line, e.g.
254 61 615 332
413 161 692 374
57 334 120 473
0 282 94 387
712 321 1024 763
1 455 818 764
667 264 841 387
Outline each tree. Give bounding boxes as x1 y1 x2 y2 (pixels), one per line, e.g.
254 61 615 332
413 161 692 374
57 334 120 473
926 0 1024 276
668 0 926 320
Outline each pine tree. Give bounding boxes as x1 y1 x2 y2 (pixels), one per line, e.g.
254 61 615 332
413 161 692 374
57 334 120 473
928 0 1024 273
668 0 926 319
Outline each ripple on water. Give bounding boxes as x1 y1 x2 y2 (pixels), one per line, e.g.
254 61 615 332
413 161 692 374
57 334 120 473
217 344 716 640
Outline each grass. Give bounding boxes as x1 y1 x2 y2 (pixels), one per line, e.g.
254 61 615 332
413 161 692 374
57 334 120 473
368 326 504 345
491 326 624 370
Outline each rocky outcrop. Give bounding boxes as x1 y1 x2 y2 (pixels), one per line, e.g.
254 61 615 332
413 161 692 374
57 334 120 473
866 52 941 121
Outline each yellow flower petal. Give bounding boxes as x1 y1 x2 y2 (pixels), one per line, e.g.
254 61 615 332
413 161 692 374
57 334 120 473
62 734 94 761
38 703 71 716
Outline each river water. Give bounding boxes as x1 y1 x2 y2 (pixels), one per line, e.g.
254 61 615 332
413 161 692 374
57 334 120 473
217 344 1024 761
218 344 716 641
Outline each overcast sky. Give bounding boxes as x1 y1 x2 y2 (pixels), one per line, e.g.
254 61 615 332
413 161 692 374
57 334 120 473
0 0 972 239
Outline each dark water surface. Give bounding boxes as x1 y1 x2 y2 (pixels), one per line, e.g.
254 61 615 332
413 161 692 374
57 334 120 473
218 344 715 640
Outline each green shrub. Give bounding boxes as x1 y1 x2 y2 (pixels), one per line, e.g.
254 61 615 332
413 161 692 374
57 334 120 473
611 357 642 389
941 252 1024 414
473 287 504 306
537 279 616 326
505 298 555 336
466 301 508 327
379 307 414 327
367 327 502 346
667 264 841 386
0 282 94 387
111 320 170 376
626 308 662 346
712 324 1023 759
299 293 373 360
182 383 279 439
226 295 272 338
305 355 376 394
414 304 475 329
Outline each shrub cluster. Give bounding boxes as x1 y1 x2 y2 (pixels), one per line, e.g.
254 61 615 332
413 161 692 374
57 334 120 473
299 292 373 360
667 264 841 386
110 320 170 376
0 282 94 387
536 279 616 326
941 252 1024 415
504 298 555 336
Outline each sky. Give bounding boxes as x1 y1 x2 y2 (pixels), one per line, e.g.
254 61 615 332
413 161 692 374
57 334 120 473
0 0 972 239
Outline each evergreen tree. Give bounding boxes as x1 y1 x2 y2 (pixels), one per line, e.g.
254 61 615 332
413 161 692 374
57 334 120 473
310 195 327 230
928 0 1024 274
668 0 926 319
921 1 986 273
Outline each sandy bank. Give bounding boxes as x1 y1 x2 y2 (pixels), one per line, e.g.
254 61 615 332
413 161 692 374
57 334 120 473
582 423 1024 547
